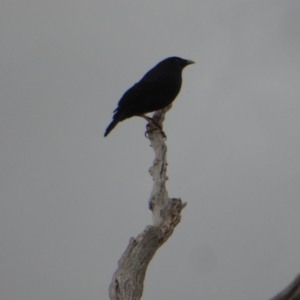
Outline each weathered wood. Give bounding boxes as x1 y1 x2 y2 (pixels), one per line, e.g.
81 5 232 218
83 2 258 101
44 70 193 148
109 106 186 300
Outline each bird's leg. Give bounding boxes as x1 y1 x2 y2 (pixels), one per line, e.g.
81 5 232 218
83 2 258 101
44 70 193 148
139 115 167 140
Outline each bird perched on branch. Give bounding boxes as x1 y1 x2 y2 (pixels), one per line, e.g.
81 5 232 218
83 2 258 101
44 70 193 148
104 56 194 137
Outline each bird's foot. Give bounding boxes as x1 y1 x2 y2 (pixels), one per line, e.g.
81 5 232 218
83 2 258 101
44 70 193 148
139 114 167 140
144 123 167 140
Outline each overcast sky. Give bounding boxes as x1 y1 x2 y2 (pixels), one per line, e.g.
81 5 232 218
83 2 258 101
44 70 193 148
1 1 300 299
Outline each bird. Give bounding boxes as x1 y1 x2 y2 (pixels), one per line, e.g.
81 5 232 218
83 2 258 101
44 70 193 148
104 56 194 137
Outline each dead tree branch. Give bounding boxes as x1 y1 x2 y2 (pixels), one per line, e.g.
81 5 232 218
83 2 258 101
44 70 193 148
270 274 300 300
109 105 186 300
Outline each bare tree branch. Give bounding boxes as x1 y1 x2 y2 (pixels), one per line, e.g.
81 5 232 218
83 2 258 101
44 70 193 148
270 274 300 300
109 105 186 300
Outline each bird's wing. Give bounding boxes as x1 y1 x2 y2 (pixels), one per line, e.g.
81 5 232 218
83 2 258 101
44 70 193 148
115 79 171 112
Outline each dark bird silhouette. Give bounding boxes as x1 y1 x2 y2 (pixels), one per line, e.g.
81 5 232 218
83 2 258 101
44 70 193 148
104 56 194 137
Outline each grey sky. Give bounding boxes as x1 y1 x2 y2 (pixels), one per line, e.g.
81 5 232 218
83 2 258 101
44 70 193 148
1 1 300 299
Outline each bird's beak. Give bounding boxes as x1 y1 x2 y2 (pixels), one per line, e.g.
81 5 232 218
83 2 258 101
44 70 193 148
185 60 195 65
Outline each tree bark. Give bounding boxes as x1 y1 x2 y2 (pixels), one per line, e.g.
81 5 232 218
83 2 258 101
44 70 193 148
109 105 186 300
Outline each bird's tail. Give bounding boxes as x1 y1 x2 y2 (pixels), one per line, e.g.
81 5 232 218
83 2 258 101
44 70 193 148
104 119 119 137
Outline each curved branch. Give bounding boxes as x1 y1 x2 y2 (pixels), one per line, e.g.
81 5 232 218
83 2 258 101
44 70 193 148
270 274 300 300
109 106 186 300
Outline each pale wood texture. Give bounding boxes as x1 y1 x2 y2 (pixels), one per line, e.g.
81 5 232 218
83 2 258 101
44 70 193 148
109 106 186 300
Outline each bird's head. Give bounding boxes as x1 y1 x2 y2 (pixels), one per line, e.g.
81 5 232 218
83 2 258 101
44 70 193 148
160 56 195 70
